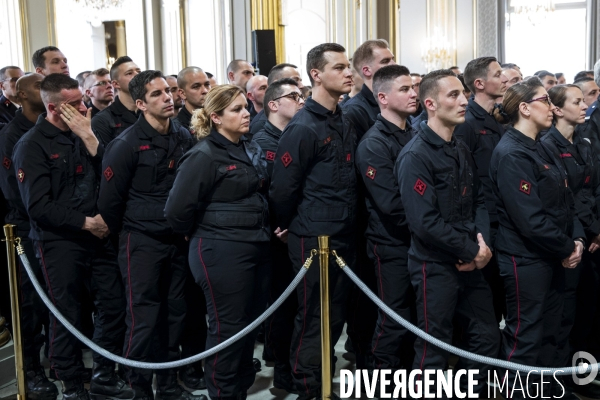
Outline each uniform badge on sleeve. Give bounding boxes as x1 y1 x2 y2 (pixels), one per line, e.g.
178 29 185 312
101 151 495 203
104 166 114 182
2 157 11 170
281 151 293 167
414 178 427 196
519 180 531 195
266 151 276 161
365 166 376 180
17 169 24 183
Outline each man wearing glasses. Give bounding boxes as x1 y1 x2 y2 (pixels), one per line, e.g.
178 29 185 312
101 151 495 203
0 66 24 129
253 78 304 393
84 68 115 117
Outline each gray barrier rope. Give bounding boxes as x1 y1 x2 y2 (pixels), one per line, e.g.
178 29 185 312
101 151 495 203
18 245 314 370
333 251 599 377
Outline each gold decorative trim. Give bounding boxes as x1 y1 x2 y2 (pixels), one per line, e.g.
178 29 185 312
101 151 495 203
388 0 399 59
251 0 285 64
179 0 187 67
46 0 57 46
19 0 31 70
472 0 477 58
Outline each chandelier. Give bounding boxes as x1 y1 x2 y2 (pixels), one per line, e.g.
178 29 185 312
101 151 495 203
510 0 554 25
74 0 125 11
421 27 454 73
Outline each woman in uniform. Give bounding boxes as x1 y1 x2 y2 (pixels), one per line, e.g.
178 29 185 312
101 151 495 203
165 84 271 400
490 77 585 398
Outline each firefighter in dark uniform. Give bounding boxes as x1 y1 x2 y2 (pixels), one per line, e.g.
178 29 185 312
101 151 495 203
396 69 498 397
174 66 211 390
252 78 305 392
91 57 141 146
98 71 202 400
355 65 417 372
83 68 115 118
269 43 357 398
175 67 211 132
165 84 271 400
576 80 600 161
0 73 58 400
454 57 508 323
12 73 132 400
0 66 24 129
491 77 585 398
342 39 397 370
542 84 600 399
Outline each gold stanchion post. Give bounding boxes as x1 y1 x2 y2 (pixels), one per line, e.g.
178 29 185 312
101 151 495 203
4 224 26 400
318 235 332 399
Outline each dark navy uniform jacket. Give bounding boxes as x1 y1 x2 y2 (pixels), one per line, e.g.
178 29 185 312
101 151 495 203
176 106 193 132
0 109 35 236
0 95 18 129
165 130 270 242
542 125 600 240
396 121 489 264
409 109 428 135
91 96 138 146
269 98 357 237
342 84 379 140
356 114 414 246
249 109 267 138
252 120 281 179
576 97 600 160
454 98 504 226
98 115 194 236
13 114 103 241
490 127 584 260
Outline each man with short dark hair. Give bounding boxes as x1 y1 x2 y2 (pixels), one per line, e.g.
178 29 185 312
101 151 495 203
534 70 558 91
574 70 594 82
76 71 91 104
577 63 600 161
91 56 141 146
166 75 183 117
502 65 523 89
455 57 507 323
355 64 418 372
344 39 396 139
32 46 70 76
226 59 255 92
0 66 24 128
205 72 217 87
0 73 58 400
409 72 423 117
450 66 461 75
574 77 599 108
396 69 497 396
98 70 202 400
270 43 356 398
84 68 114 117
13 73 132 400
250 63 304 136
253 78 304 393
175 67 211 131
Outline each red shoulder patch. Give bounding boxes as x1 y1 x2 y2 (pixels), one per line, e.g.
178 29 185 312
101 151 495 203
226 165 236 171
265 151 276 161
585 176 591 184
479 130 487 134
75 165 83 174
365 166 376 180
519 180 531 195
2 157 11 170
168 160 175 169
49 153 59 159
414 178 427 196
560 153 572 158
281 151 293 167
139 145 150 151
17 169 24 183
103 166 114 182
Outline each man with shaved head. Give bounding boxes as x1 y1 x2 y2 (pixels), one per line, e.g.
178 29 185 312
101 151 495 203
0 73 58 400
250 63 304 136
246 74 268 122
0 66 24 128
175 66 211 131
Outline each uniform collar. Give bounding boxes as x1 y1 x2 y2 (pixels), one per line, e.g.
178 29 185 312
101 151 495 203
359 84 378 107
207 128 247 148
304 97 342 117
1 94 12 108
138 113 175 138
547 125 572 147
377 114 411 135
179 105 193 122
35 113 75 145
419 120 453 147
506 127 537 150
112 96 137 117
12 109 36 132
467 97 490 120
263 120 282 138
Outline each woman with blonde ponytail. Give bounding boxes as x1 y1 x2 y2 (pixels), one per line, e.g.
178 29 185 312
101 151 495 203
165 84 271 400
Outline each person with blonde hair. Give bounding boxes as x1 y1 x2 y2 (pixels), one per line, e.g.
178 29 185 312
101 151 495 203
165 84 271 400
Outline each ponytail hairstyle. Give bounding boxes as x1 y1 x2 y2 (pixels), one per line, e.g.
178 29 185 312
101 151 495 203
548 84 581 123
495 77 543 125
190 84 245 140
